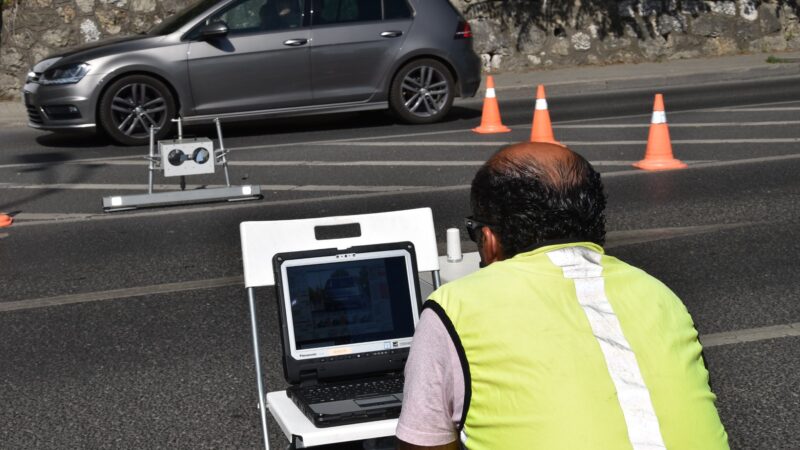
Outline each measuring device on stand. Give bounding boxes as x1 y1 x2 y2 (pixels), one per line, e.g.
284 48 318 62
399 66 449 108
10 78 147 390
102 118 262 212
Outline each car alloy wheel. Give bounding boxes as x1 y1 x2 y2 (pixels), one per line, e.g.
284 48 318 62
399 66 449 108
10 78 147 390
390 59 454 124
99 75 176 146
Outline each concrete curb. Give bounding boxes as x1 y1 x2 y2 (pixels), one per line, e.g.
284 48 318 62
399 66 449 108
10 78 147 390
466 50 800 102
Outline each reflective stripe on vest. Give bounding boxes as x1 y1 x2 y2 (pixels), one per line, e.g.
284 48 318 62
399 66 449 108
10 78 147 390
547 247 666 449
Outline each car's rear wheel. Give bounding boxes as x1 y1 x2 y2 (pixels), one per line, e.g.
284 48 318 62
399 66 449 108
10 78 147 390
389 59 454 124
98 75 176 146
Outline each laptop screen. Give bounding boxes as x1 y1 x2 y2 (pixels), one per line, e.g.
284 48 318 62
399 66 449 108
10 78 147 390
278 248 420 361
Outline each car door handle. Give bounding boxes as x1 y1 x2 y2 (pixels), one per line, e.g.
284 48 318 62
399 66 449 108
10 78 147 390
283 39 308 46
380 31 403 38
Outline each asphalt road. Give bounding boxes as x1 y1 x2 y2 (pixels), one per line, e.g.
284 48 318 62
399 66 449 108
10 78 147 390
1 77 799 449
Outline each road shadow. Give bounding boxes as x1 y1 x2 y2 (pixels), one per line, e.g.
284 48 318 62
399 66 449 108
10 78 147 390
183 106 481 141
28 106 481 148
35 130 112 148
0 152 103 212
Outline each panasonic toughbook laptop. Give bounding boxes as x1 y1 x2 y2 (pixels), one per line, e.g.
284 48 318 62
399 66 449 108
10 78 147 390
272 242 422 428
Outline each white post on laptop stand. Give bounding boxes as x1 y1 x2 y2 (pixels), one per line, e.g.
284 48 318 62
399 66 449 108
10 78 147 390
249 287 271 450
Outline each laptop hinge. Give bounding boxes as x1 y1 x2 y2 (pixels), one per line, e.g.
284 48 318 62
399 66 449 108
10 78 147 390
298 370 319 386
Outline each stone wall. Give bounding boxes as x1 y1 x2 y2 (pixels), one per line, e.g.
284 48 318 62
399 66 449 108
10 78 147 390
455 0 800 71
0 0 185 99
1 0 799 99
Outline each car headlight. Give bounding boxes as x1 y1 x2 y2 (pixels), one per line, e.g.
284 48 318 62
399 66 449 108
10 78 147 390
39 63 90 86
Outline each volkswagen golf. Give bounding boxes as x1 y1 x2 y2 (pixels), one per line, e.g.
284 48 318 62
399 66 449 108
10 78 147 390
22 0 481 145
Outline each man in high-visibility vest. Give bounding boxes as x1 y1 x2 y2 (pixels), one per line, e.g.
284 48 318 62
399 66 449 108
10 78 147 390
396 142 728 449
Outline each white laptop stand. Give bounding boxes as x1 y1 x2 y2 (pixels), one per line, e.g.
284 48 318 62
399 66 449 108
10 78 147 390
240 208 442 449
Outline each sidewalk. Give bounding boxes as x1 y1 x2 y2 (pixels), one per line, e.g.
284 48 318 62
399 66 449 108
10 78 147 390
1 50 799 123
481 50 800 99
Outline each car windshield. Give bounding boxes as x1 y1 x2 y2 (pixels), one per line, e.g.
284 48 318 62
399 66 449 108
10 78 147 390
148 0 222 35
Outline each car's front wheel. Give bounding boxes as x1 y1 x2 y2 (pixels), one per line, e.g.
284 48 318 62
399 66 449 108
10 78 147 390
98 75 176 146
389 59 454 124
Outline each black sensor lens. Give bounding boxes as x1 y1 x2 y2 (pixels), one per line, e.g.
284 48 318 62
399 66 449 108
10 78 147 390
192 147 210 164
168 149 186 166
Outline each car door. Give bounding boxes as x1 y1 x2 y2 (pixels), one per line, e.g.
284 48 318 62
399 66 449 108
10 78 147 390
308 0 412 104
187 0 312 115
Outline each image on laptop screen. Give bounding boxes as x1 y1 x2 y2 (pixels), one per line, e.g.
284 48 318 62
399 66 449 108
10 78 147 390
278 248 420 361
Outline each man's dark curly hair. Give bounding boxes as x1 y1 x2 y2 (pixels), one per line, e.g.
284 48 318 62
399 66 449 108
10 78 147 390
470 142 607 258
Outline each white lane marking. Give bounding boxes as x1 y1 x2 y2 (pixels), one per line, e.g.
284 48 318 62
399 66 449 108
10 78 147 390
1 109 797 170
701 323 800 348
7 185 473 226
0 276 243 313
705 107 800 112
0 154 143 170
3 264 796 355
2 160 712 169
0 182 428 192
547 99 800 126
2 100 797 170
556 121 800 128
604 223 760 249
227 127 487 152
318 138 800 146
0 222 770 311
6 153 800 228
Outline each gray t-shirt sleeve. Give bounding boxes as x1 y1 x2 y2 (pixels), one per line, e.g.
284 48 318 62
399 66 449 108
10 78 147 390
396 308 465 446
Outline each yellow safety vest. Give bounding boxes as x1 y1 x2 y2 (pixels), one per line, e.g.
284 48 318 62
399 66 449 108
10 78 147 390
427 243 728 450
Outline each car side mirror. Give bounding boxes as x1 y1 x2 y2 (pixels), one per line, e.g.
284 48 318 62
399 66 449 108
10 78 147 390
199 22 229 39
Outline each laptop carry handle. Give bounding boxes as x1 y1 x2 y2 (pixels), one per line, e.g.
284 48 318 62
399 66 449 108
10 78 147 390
241 208 440 289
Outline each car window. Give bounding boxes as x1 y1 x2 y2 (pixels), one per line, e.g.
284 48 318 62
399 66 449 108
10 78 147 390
311 0 380 25
208 0 305 34
383 0 411 20
149 0 221 35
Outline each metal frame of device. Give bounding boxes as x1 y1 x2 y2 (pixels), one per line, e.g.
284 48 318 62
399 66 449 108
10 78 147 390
102 118 262 212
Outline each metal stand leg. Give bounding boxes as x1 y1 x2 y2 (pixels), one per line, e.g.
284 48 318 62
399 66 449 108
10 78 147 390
214 118 232 187
147 126 156 195
432 270 442 289
248 288 270 450
174 117 183 139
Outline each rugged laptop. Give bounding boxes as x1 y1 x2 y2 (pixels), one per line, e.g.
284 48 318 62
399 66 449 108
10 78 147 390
273 242 422 427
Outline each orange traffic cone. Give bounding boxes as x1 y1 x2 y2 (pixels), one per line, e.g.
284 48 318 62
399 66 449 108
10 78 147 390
633 94 687 171
0 213 12 228
473 76 510 134
530 85 560 145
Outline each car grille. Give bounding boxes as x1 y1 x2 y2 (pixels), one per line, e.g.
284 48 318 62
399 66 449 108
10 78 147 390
26 105 43 124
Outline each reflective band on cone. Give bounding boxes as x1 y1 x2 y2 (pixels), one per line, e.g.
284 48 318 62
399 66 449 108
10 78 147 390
535 98 548 110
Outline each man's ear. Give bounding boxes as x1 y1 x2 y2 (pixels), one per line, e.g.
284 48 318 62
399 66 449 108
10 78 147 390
479 226 505 265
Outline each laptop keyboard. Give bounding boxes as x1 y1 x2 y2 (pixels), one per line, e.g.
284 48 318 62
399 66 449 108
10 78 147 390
290 375 405 404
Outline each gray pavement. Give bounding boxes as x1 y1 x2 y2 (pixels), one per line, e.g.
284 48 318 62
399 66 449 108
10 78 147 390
2 50 799 126
1 50 800 449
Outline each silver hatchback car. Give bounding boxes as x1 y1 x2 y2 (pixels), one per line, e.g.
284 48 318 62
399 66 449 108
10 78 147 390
23 0 480 145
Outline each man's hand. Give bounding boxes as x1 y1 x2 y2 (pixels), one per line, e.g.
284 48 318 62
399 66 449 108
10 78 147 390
396 438 459 450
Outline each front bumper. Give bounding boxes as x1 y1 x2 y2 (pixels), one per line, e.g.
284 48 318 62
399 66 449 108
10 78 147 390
23 76 100 131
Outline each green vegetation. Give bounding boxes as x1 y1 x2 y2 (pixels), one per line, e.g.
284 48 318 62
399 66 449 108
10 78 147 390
766 55 799 64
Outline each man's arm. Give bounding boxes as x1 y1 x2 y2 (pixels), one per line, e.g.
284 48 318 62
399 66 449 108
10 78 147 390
395 309 465 448
396 438 459 450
